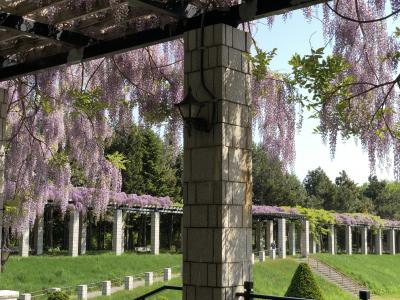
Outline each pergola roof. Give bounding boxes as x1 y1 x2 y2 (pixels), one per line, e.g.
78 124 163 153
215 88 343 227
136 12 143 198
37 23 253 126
0 0 325 81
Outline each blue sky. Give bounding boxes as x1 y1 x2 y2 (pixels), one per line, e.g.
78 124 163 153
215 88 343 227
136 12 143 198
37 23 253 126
253 8 395 185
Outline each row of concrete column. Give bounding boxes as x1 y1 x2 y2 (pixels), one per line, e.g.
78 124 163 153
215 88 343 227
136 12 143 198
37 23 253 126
254 219 399 257
18 210 162 257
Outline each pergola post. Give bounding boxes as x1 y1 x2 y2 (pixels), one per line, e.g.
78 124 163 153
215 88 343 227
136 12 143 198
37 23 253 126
389 228 396 255
301 219 309 257
288 222 296 256
328 225 336 255
309 236 316 254
345 225 352 255
112 209 124 256
68 209 79 257
0 89 7 259
34 216 44 255
375 228 382 255
182 24 252 300
151 211 160 255
278 218 286 258
265 220 274 251
255 221 262 252
79 213 87 255
19 219 30 257
361 226 368 255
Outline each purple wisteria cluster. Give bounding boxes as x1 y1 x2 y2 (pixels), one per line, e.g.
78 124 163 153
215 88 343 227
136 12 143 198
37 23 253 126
252 205 300 216
335 213 381 227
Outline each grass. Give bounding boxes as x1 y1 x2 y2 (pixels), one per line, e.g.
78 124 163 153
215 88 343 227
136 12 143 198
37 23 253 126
0 253 181 293
92 259 356 300
314 254 400 299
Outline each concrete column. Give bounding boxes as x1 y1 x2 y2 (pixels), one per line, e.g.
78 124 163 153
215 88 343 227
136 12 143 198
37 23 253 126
288 222 296 256
301 220 309 257
0 89 7 261
68 210 79 257
102 281 111 296
79 213 87 255
20 294 31 300
19 219 29 257
255 221 262 252
77 285 87 300
397 230 400 254
328 225 335 255
309 236 317 254
112 209 124 255
375 228 382 255
164 268 172 281
151 212 160 255
124 276 133 290
251 253 255 264
145 272 153 286
361 226 368 255
278 218 286 258
265 220 274 251
34 216 44 255
345 225 352 255
258 250 265 262
182 24 252 300
334 227 338 254
389 228 396 255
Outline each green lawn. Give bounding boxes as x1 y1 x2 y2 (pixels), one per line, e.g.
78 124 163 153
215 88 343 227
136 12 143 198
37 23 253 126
0 253 181 293
314 254 400 299
92 259 355 300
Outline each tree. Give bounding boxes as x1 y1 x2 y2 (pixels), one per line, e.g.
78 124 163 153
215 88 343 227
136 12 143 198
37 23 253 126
252 143 307 206
303 168 336 209
285 263 324 300
106 124 181 201
334 171 369 213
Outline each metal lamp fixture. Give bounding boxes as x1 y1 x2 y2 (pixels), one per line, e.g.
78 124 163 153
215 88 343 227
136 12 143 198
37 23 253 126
175 87 210 134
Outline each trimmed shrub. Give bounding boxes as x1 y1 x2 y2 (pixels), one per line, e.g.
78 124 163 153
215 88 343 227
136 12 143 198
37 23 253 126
47 291 69 300
285 263 324 300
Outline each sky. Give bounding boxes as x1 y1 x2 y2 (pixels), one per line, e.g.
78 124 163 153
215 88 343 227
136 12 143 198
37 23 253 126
253 7 395 185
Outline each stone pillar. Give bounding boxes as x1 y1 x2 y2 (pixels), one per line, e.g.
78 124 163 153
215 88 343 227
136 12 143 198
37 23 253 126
164 268 172 281
151 212 160 255
309 236 317 254
258 250 265 262
361 226 368 255
102 281 111 296
265 220 274 251
375 228 382 255
68 210 79 257
328 225 336 255
288 222 296 256
255 221 262 252
124 276 133 290
19 219 30 257
334 227 338 254
112 209 124 256
79 213 87 255
389 228 396 255
345 225 352 255
278 218 286 258
0 89 7 260
182 24 252 300
77 285 87 300
34 216 44 255
145 272 153 286
301 220 309 257
20 294 31 300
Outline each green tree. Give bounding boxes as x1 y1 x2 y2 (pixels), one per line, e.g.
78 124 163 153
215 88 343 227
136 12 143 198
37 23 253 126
106 124 181 201
285 263 324 300
303 167 336 209
252 144 307 206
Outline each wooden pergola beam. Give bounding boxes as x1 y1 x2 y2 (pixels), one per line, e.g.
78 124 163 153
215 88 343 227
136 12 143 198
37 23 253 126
0 0 326 80
0 11 98 47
